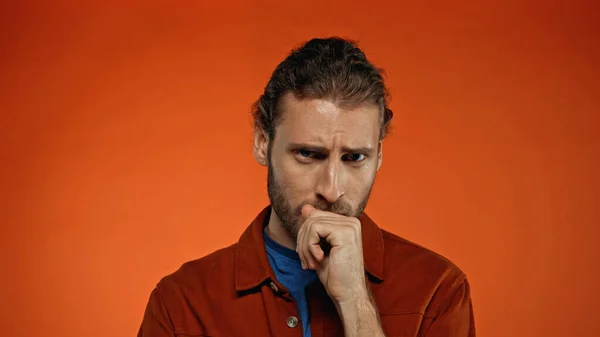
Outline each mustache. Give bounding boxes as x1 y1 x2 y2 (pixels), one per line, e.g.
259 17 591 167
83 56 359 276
295 199 353 217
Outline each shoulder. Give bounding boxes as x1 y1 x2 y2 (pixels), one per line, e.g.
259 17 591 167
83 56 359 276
380 228 466 282
140 243 243 335
153 243 239 297
373 227 470 316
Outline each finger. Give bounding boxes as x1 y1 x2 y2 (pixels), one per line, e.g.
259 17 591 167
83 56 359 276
309 241 326 263
307 221 336 247
297 218 318 270
307 220 357 259
301 204 345 221
302 221 321 270
296 220 309 270
301 204 316 220
301 205 343 222
307 221 339 263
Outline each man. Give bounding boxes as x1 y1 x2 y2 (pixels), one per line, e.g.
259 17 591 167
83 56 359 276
138 37 475 337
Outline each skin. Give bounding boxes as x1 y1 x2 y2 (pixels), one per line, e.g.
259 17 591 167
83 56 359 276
253 92 386 337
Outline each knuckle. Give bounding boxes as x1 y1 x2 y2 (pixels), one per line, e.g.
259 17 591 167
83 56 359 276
340 225 354 238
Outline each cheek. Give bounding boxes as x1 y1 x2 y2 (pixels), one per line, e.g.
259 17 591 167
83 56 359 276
276 158 315 197
346 166 377 195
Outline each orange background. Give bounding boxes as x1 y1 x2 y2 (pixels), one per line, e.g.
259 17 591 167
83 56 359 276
1 1 599 336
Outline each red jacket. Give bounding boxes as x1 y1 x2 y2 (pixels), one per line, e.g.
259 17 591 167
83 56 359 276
138 206 475 336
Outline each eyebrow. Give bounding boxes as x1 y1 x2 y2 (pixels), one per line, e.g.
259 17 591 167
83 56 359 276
286 142 375 154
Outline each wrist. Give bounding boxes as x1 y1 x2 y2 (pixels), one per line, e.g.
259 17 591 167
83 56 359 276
335 288 384 337
336 287 371 313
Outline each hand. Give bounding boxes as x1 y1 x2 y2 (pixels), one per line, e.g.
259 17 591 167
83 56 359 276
296 204 368 304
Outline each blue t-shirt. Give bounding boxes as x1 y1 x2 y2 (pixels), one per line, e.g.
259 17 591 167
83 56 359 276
264 229 318 337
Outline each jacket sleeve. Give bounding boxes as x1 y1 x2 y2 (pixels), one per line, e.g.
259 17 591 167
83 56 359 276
423 277 476 337
137 287 175 337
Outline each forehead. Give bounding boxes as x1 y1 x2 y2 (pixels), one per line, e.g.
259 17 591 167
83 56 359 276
275 93 381 146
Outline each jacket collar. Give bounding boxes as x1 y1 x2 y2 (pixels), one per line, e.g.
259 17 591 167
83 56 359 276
234 205 385 292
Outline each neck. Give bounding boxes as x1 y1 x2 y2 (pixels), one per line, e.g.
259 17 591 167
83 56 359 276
265 209 297 250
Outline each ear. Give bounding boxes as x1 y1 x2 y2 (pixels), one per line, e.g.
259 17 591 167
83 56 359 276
253 126 269 166
377 141 383 171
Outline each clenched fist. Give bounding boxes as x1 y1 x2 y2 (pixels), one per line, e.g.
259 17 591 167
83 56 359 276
295 204 369 305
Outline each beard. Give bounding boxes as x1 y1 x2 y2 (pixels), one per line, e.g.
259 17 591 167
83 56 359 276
266 158 374 239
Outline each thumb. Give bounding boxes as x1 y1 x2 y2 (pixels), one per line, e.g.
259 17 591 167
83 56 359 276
301 204 316 219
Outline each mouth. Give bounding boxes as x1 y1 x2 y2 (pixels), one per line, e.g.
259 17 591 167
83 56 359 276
295 200 353 217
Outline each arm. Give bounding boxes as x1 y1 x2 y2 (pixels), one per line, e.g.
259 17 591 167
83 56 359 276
137 287 175 337
336 288 386 337
295 206 387 336
423 277 476 337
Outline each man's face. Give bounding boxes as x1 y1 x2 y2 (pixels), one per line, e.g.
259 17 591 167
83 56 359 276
255 93 383 238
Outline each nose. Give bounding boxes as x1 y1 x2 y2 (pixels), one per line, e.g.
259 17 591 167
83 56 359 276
315 158 345 203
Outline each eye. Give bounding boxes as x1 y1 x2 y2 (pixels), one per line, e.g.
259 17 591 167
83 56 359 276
298 149 312 158
294 149 323 162
343 153 366 162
